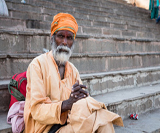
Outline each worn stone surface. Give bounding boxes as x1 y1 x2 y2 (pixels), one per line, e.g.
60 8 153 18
114 109 160 133
82 27 102 35
122 30 136 37
1 54 160 79
0 33 50 54
0 33 28 54
81 66 160 96
107 55 142 71
0 58 10 80
0 113 11 132
103 28 121 36
10 10 44 21
0 58 32 80
0 89 10 113
93 84 160 119
0 17 25 28
142 55 160 67
89 75 134 96
2 30 160 54
70 56 107 74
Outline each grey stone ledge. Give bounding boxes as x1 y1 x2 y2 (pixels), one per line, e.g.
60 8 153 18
71 52 160 58
1 66 160 89
7 53 41 59
107 90 160 106
0 29 50 36
80 66 160 80
1 28 160 42
93 83 160 106
1 52 160 59
0 54 7 59
0 80 9 90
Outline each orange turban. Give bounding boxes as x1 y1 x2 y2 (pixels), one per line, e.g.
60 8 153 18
51 13 78 39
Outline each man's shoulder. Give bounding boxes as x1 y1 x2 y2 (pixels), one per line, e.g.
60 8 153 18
68 61 79 73
29 52 49 66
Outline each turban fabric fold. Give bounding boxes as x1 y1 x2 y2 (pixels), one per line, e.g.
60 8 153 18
51 13 78 39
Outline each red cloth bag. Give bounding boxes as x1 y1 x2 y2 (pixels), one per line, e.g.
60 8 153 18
8 71 27 108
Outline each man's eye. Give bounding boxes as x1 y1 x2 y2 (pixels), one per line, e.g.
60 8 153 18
68 36 73 40
57 35 63 38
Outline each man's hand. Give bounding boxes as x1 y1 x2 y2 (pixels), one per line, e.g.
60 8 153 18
61 80 89 113
71 80 88 100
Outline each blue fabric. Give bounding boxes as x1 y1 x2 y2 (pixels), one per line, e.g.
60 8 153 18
156 16 160 23
149 0 159 19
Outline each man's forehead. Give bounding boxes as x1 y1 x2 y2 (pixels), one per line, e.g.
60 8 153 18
56 30 74 36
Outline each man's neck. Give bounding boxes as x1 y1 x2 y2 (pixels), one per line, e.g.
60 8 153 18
55 60 66 80
55 60 66 67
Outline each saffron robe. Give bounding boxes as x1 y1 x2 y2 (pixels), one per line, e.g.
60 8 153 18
24 51 123 133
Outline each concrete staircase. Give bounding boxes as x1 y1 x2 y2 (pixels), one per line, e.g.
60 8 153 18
0 0 160 132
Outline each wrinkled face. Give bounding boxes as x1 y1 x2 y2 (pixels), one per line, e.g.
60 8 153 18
55 30 74 48
51 30 74 64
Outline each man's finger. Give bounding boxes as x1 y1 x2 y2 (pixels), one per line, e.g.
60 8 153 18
72 85 81 92
79 89 89 96
79 84 87 89
77 93 87 100
71 91 80 98
72 80 79 89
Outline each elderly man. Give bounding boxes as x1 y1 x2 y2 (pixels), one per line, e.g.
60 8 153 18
24 13 123 133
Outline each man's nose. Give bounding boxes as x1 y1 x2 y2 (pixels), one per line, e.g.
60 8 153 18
62 38 67 46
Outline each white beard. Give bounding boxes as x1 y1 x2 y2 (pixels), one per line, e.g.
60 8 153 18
51 40 73 65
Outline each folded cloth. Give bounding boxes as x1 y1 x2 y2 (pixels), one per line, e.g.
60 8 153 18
7 101 25 133
56 97 123 133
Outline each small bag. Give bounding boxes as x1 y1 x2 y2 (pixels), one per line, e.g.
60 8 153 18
8 71 27 108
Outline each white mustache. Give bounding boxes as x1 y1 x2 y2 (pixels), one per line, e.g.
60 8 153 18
56 45 70 54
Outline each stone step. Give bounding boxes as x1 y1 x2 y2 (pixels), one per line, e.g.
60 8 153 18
38 0 150 16
7 0 149 16
1 66 160 111
5 0 152 25
109 0 128 5
4 0 160 35
65 0 149 18
3 6 159 37
93 83 160 119
0 80 10 113
82 66 160 96
74 0 148 15
5 0 152 26
1 64 160 91
1 52 160 79
1 77 160 120
5 7 151 31
71 53 160 74
1 28 160 54
0 112 11 133
114 108 160 133
1 15 159 37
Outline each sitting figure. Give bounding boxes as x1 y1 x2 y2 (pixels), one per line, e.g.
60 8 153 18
24 13 123 133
